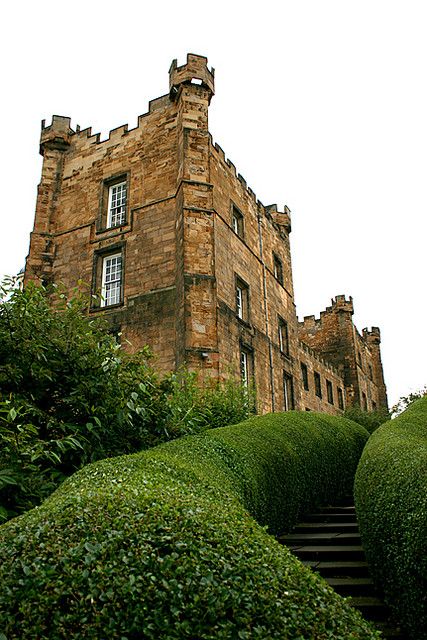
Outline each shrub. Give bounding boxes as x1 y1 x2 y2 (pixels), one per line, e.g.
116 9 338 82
0 411 378 639
354 396 427 639
343 406 390 434
0 280 254 522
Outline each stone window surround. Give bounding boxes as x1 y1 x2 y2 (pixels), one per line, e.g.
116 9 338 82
97 172 130 233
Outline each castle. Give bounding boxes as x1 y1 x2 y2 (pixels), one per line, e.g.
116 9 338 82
24 54 388 415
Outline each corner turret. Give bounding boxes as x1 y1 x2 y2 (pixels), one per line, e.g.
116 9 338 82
40 116 74 155
169 54 215 103
331 294 354 315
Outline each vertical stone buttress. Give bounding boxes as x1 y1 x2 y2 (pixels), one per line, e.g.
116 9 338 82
170 55 219 376
363 327 388 409
25 116 73 286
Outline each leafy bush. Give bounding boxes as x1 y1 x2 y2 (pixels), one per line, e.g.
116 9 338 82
0 280 254 522
354 396 427 639
0 411 378 639
343 405 390 434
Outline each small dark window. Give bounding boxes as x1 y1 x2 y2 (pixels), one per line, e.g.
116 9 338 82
231 205 244 238
283 372 294 411
358 351 362 367
372 400 377 411
362 392 367 411
326 380 334 404
301 362 309 391
368 364 373 381
273 254 284 286
278 317 289 356
337 387 344 410
235 277 250 322
314 372 322 398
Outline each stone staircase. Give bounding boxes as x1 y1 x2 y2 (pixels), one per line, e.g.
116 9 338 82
278 499 406 639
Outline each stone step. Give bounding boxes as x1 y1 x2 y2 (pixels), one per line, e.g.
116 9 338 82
288 544 365 561
302 560 370 577
348 596 388 620
325 576 375 596
303 512 357 523
293 521 359 533
280 532 361 546
321 505 357 514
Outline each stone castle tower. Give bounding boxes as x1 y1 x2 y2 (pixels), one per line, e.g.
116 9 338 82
25 53 388 415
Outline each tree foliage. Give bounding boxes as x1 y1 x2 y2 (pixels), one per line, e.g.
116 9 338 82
343 405 390 434
0 278 253 522
391 386 427 417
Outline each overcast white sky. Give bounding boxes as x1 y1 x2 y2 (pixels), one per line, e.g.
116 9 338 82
1 0 426 407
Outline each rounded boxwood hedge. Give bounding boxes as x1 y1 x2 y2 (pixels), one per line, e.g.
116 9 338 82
0 411 378 639
354 396 427 639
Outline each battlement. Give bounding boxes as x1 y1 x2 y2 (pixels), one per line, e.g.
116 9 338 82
169 53 215 101
210 137 291 239
299 295 354 329
331 294 354 314
265 204 292 233
299 340 341 377
362 327 381 344
40 115 74 154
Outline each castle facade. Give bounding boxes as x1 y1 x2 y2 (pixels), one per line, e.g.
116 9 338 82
24 54 387 415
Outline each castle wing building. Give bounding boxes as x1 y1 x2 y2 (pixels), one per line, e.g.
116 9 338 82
25 54 388 414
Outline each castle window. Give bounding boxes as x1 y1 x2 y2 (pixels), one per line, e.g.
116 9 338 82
368 364 373 381
278 317 289 356
314 371 322 398
240 347 253 387
326 379 334 404
107 181 127 228
236 277 249 322
231 205 244 238
301 362 309 391
372 400 377 411
273 254 284 286
337 387 344 410
283 372 294 411
358 351 362 367
362 392 367 411
101 254 123 307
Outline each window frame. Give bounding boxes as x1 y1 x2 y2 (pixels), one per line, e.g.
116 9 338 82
283 372 294 411
314 371 322 398
301 362 309 391
326 379 334 405
235 276 250 323
278 316 290 356
97 173 129 232
107 181 127 228
101 253 123 307
91 243 125 310
231 204 244 239
240 345 254 388
273 253 284 286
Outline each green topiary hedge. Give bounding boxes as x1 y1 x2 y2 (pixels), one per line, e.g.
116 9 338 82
354 396 427 639
0 411 378 639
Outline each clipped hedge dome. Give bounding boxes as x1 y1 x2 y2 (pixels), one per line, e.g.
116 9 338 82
0 411 378 639
355 396 427 639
